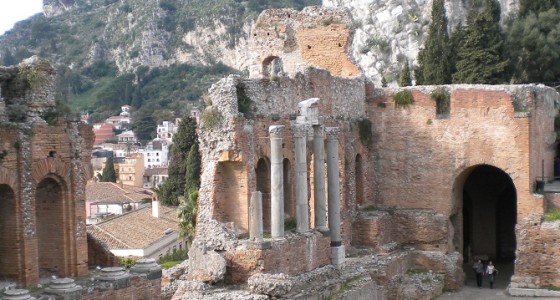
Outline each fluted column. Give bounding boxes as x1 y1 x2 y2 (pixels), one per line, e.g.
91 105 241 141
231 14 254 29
269 125 285 239
293 124 310 233
326 127 344 267
313 125 327 231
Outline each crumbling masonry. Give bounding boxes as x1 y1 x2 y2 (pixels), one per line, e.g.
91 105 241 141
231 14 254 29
0 57 94 286
181 6 560 299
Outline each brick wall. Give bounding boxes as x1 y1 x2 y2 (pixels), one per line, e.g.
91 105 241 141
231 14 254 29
87 233 120 268
225 233 330 283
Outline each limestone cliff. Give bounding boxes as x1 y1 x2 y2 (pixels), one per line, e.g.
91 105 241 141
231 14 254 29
322 0 519 85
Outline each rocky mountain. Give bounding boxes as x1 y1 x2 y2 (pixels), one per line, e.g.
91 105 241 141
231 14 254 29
323 0 520 85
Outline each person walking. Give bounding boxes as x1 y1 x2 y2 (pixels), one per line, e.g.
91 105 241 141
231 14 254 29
486 260 498 289
472 259 484 288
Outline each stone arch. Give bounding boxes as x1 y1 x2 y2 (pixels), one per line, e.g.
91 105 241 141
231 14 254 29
283 158 295 219
35 176 68 277
0 184 20 281
355 154 364 206
262 56 283 78
452 164 517 265
256 157 271 232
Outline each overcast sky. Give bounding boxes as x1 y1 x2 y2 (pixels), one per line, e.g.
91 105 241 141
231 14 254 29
0 1 44 35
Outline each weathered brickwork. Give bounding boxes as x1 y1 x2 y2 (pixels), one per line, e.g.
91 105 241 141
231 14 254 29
249 7 360 79
0 58 94 286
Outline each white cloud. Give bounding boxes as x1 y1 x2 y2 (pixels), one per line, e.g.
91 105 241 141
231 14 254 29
0 0 44 35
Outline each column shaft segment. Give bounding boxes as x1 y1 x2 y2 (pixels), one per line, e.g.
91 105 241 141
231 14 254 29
249 191 263 241
326 127 341 245
313 125 327 230
269 125 285 239
293 124 309 233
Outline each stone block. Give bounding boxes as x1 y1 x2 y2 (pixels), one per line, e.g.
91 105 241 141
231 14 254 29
187 245 227 284
331 245 346 267
247 273 293 296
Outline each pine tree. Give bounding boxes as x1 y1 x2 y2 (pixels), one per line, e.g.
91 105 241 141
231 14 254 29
158 117 197 206
399 62 412 87
415 0 451 85
452 0 509 84
507 2 560 84
519 0 560 17
101 156 117 183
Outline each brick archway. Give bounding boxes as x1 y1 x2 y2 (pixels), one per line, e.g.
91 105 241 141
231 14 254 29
0 184 19 282
452 164 517 264
35 176 68 277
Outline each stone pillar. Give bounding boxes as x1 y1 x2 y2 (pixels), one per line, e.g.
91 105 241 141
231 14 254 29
43 278 83 299
313 125 327 231
269 125 285 239
130 258 163 280
96 267 131 289
249 191 264 241
326 127 345 267
2 289 35 300
293 124 310 233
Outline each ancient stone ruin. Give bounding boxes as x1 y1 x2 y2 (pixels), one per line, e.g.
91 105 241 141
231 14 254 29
175 6 560 299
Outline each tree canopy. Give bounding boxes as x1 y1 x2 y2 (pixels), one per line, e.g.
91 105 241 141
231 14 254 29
415 0 451 85
101 156 117 183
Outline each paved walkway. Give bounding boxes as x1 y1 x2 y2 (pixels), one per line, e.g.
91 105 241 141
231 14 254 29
437 262 558 299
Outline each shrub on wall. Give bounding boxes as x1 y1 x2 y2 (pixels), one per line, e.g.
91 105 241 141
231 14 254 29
393 90 414 108
200 107 222 129
356 119 373 149
430 87 450 115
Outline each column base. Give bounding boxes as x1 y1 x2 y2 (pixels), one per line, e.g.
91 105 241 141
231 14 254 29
246 240 271 250
331 245 345 267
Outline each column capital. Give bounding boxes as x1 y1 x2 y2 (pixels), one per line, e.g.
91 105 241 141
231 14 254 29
325 127 340 140
313 124 324 137
269 125 285 137
292 124 308 138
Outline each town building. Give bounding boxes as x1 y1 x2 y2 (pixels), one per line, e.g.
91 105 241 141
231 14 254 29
85 181 152 224
114 153 144 187
156 119 180 143
143 167 169 189
117 130 137 144
142 139 169 168
92 123 114 145
87 201 184 259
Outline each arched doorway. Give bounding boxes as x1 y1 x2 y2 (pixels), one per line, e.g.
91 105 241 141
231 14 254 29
35 177 66 277
262 56 283 78
256 158 271 232
0 184 19 281
462 165 517 264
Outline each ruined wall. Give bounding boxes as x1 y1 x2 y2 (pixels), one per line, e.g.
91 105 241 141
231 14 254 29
367 85 556 218
249 7 360 79
0 57 94 286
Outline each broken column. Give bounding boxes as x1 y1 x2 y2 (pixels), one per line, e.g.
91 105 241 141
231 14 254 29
293 124 310 233
270 125 285 239
326 127 345 266
313 125 327 231
250 191 264 241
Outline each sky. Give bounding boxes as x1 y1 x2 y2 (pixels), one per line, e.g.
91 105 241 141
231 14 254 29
0 0 44 35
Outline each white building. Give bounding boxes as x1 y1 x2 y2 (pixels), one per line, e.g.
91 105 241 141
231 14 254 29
142 140 169 168
117 130 138 144
156 119 180 143
143 167 168 189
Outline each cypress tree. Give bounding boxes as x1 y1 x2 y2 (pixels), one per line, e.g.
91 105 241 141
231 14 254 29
101 156 117 183
184 142 201 195
506 1 560 84
415 0 451 85
452 0 509 84
158 117 197 206
399 62 412 87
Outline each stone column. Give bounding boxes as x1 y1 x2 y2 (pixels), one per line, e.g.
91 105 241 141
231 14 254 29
313 125 327 231
293 124 310 233
326 127 345 266
269 125 285 239
249 191 264 241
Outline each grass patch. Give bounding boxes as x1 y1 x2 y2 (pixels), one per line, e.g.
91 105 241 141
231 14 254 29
407 268 429 275
200 107 222 129
393 90 414 108
362 205 378 211
544 209 560 221
160 261 182 269
325 277 361 300
543 285 560 291
284 217 296 231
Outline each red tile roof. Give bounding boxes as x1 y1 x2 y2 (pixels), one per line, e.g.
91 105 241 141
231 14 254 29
86 182 152 203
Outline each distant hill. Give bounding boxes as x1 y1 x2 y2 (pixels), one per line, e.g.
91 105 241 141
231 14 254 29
0 0 319 141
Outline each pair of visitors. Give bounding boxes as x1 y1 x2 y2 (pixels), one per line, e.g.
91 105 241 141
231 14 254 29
472 259 485 288
486 261 498 289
